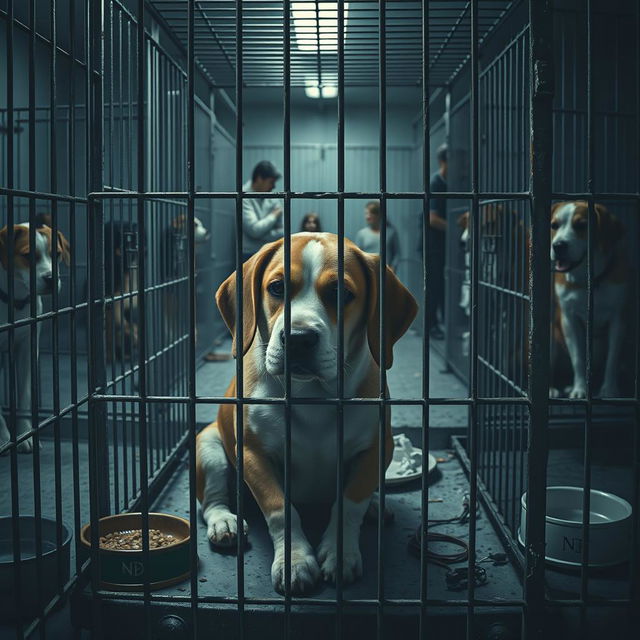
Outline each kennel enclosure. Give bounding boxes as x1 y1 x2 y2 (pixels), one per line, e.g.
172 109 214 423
1 1 639 639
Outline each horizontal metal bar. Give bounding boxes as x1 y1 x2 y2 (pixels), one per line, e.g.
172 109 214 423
84 591 527 609
0 302 89 333
0 186 89 203
91 392 639 407
89 190 533 200
0 395 91 455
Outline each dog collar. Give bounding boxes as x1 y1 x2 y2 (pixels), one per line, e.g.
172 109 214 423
0 288 30 311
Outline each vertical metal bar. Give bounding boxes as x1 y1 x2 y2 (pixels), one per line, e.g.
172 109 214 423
87 0 106 635
525 1 553 638
107 0 120 510
282 1 293 632
27 1 45 632
377 3 387 637
631 0 640 607
117 8 127 511
49 0 65 600
68 0 82 583
467 1 480 636
234 1 246 636
5 2 25 637
186 1 199 635
135 2 151 636
580 0 595 621
419 1 432 637
125 17 134 505
336 1 346 636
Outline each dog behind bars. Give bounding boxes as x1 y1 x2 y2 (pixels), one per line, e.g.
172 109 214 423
0 220 70 452
195 233 417 594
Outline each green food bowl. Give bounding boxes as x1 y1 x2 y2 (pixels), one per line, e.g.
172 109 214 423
80 513 194 591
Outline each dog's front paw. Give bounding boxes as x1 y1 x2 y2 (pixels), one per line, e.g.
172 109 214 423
317 538 362 584
206 510 248 548
271 544 320 595
568 385 587 399
549 387 561 398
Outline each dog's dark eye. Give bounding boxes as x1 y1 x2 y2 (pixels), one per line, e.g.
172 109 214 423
550 221 559 230
267 280 285 298
573 219 587 229
332 282 355 304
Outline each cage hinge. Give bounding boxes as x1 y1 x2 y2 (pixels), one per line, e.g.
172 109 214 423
533 60 554 98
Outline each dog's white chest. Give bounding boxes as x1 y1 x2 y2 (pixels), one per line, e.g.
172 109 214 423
556 281 626 330
248 382 377 504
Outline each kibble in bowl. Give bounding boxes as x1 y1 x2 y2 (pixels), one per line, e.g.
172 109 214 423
80 513 194 591
99 529 176 551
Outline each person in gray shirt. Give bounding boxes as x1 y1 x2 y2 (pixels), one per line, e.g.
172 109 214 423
242 161 284 261
354 200 400 272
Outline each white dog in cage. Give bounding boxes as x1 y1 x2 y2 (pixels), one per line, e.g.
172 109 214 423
196 233 417 594
0 222 70 453
550 201 630 398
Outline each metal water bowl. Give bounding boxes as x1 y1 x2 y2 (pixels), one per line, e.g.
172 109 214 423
518 486 632 568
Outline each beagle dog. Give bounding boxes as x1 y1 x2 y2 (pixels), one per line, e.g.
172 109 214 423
0 222 70 452
196 233 417 594
550 201 629 398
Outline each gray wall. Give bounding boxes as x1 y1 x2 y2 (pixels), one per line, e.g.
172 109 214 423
240 91 423 303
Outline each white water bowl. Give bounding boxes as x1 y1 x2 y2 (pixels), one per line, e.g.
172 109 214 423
518 486 632 568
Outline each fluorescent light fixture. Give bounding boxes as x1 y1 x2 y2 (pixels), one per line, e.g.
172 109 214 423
292 2 349 52
304 80 339 99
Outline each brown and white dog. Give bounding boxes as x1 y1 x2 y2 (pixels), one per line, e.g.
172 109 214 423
196 233 417 594
0 222 70 452
550 201 629 398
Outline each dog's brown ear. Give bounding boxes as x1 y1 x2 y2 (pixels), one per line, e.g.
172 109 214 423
0 226 28 269
57 230 71 266
357 249 418 369
595 204 623 255
550 201 564 218
216 240 281 358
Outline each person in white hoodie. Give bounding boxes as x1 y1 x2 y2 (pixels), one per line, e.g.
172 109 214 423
242 160 283 261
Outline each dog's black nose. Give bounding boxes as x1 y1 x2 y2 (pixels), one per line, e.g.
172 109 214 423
552 240 568 255
281 328 320 353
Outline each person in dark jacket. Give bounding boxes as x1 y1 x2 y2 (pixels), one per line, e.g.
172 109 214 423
418 143 448 339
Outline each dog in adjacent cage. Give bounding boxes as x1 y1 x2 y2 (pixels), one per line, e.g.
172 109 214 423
550 201 634 398
0 220 70 453
161 212 210 342
104 220 140 364
196 233 417 594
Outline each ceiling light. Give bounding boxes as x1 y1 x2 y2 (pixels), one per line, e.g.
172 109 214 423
292 2 349 52
304 80 339 99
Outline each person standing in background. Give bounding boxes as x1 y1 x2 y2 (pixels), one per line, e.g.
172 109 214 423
204 160 282 362
418 143 448 340
242 160 284 262
355 200 401 273
300 212 322 233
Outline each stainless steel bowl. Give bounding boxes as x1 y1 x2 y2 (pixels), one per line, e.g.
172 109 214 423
518 486 632 568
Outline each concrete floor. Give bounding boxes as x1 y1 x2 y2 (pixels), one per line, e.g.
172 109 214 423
0 332 635 638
